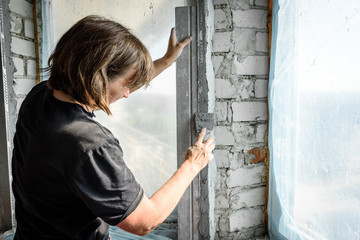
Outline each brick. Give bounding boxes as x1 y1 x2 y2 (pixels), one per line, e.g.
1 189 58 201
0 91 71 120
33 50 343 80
11 15 22 34
229 208 265 231
233 9 267 29
255 0 268 7
214 126 235 145
12 57 24 75
232 102 267 121
229 151 244 169
215 78 236 98
9 0 33 19
214 149 231 168
213 32 232 52
216 169 227 193
256 124 267 142
256 32 268 52
230 187 266 209
13 78 36 96
233 28 255 54
215 78 254 100
212 55 224 76
214 9 228 30
214 0 228 4
27 59 37 77
232 123 256 147
229 0 252 10
24 19 34 39
255 79 268 98
232 55 269 75
216 101 227 122
11 37 35 57
227 164 265 188
216 195 229 209
237 79 254 99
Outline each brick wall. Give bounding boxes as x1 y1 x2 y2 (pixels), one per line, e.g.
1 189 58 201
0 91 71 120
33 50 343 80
9 0 40 113
212 0 269 239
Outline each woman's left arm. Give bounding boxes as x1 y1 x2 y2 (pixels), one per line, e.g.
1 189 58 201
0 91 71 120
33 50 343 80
152 28 192 78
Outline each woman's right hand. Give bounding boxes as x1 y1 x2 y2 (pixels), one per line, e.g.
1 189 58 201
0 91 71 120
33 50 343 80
184 128 215 174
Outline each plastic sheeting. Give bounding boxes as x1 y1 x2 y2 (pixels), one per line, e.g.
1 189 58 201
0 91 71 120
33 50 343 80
268 1 360 239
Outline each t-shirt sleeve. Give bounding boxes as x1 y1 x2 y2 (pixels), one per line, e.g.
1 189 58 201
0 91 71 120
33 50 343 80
70 139 144 226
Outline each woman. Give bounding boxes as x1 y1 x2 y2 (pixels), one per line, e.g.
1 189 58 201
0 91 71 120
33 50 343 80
11 15 214 240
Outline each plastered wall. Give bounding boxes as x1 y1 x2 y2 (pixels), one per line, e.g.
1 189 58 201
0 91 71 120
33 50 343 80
212 0 269 239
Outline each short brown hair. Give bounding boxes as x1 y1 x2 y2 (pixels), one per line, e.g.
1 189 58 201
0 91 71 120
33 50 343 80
47 15 154 115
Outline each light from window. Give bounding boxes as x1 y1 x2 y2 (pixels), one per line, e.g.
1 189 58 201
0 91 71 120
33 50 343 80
268 1 360 239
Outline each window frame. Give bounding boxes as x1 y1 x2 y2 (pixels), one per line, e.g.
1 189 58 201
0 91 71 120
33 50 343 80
0 0 15 232
175 2 216 239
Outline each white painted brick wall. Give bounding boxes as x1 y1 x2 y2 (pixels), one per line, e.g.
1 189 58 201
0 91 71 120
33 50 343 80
232 55 268 75
24 19 34 38
233 29 255 54
216 101 227 122
11 14 22 34
255 0 268 7
256 124 267 143
255 79 268 98
237 79 254 99
9 0 33 19
12 57 24 76
215 78 237 98
212 55 225 76
232 102 267 121
232 122 256 148
227 165 265 188
230 187 266 209
27 59 37 77
9 0 39 118
229 208 265 231
232 9 267 29
11 37 35 58
214 150 230 168
216 195 230 209
212 32 232 52
214 9 228 30
214 0 228 5
212 0 269 238
256 32 268 53
214 126 235 145
13 78 36 96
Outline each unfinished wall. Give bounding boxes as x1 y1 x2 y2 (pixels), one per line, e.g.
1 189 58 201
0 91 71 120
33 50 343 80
9 0 40 114
1 0 40 229
212 0 269 239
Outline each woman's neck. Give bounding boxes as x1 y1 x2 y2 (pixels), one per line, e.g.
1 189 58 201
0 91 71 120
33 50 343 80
53 90 94 113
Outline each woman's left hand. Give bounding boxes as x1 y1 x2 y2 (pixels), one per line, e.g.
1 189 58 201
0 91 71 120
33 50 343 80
163 27 192 66
152 28 191 78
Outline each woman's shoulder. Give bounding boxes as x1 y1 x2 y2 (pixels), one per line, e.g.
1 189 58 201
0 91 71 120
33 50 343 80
62 116 119 152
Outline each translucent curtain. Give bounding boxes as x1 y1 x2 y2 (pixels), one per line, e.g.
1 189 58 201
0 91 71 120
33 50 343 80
268 1 360 239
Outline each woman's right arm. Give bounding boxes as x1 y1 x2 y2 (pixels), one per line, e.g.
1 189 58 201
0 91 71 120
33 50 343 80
117 128 215 236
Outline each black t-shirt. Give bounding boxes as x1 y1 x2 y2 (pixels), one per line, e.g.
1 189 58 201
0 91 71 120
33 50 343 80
11 81 144 240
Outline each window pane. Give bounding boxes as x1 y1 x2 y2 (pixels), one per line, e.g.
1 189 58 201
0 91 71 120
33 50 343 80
49 0 186 199
269 1 360 239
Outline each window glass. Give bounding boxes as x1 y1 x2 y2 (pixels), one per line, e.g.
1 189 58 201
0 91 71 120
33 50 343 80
268 1 360 239
48 0 186 198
